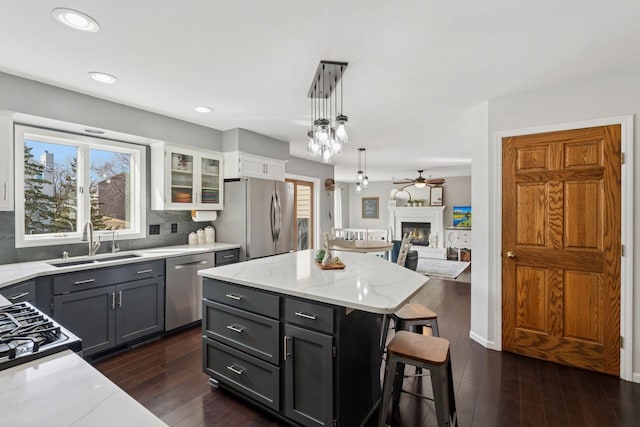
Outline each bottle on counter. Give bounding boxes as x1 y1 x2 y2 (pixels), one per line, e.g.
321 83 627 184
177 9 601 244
188 232 197 245
204 226 215 243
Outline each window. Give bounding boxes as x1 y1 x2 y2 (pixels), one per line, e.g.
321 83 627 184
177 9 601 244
14 125 146 248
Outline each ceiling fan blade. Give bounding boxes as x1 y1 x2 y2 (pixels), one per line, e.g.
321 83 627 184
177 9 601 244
426 178 445 185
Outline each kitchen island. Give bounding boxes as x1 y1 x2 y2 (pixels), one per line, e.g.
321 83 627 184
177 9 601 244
198 249 428 427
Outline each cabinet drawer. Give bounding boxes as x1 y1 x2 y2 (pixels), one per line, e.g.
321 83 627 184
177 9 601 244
203 337 280 411
204 300 279 363
284 298 334 334
120 260 165 281
0 280 36 304
203 279 279 319
215 249 239 266
53 269 114 295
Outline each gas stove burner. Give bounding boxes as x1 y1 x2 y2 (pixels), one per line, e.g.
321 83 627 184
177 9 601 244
0 302 82 370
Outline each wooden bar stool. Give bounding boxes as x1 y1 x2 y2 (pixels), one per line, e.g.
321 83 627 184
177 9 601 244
378 331 457 427
393 302 439 337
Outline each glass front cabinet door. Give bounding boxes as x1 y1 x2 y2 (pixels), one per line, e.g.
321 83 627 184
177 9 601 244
160 145 223 210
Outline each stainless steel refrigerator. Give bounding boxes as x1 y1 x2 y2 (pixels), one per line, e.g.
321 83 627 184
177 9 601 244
215 178 294 260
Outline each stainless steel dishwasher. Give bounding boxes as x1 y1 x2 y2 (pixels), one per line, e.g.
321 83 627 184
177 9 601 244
165 252 215 331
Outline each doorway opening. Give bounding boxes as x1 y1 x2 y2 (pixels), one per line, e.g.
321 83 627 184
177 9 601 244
286 179 314 251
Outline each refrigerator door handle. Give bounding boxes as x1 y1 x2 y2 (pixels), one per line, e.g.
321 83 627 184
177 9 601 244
270 191 277 243
275 191 282 241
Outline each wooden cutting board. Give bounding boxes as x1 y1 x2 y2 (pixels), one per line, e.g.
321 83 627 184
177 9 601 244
316 261 346 270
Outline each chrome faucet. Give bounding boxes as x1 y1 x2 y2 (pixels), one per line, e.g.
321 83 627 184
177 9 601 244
81 220 101 256
111 230 120 254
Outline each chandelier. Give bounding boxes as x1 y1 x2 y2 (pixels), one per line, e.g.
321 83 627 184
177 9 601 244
306 61 348 163
355 148 369 192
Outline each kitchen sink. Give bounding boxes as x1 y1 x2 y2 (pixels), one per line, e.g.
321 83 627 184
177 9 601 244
95 254 142 262
48 259 98 267
47 253 142 267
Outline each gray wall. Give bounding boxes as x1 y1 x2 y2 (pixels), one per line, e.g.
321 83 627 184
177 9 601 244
0 72 222 150
0 72 223 264
285 156 335 234
347 177 472 230
222 128 289 160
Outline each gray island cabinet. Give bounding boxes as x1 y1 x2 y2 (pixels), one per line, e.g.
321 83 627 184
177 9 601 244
199 249 428 427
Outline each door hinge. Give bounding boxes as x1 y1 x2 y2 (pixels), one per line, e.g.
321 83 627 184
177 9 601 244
621 244 625 257
333 346 337 358
620 336 623 349
621 152 625 164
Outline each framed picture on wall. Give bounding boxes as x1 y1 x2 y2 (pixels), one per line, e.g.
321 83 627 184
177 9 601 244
362 197 379 219
430 187 443 206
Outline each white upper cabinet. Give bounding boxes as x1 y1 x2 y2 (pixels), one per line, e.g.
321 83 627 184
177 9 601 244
151 143 223 210
0 112 14 211
224 151 285 181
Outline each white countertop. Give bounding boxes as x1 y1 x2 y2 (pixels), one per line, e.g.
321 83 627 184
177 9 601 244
199 249 428 314
0 242 240 290
0 350 167 427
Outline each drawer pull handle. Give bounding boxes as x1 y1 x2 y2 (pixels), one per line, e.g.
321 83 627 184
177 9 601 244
283 335 291 361
294 311 317 321
223 254 235 259
225 293 243 301
137 269 153 274
74 278 96 285
226 364 246 375
8 291 30 301
226 324 245 333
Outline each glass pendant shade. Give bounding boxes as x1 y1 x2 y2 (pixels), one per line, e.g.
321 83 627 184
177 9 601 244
335 115 348 143
356 182 361 192
321 146 332 163
357 170 363 181
307 130 320 156
363 176 369 187
314 118 330 142
414 182 426 188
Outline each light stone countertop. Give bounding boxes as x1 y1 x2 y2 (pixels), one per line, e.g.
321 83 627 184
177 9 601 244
0 350 167 427
0 242 240 290
199 249 428 314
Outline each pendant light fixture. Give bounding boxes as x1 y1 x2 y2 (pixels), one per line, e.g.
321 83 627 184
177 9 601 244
357 148 369 190
306 61 348 163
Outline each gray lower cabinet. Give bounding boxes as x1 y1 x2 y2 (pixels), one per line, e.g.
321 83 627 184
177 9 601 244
53 261 165 357
54 286 116 355
283 324 333 427
202 278 380 427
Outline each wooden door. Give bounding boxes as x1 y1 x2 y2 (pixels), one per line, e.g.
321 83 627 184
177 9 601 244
502 125 621 375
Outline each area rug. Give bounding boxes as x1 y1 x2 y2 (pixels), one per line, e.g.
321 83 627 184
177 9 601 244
416 258 471 279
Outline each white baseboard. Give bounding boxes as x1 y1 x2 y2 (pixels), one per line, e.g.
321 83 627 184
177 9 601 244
469 330 500 350
632 373 640 384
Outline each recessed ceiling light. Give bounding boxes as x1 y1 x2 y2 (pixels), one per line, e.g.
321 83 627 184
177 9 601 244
52 8 100 32
195 106 213 113
88 72 118 84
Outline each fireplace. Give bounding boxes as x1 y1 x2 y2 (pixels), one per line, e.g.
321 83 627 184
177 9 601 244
388 205 446 259
402 221 431 246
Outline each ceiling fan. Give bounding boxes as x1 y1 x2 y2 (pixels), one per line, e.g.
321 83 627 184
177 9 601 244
393 170 445 188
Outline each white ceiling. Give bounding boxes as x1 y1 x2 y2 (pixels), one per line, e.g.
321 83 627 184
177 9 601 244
2 1 640 182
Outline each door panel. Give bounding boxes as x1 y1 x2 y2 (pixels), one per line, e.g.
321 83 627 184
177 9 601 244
247 178 276 259
502 125 621 375
275 180 295 254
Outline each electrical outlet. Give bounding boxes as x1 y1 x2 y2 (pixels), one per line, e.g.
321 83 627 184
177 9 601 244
171 223 178 233
149 224 160 235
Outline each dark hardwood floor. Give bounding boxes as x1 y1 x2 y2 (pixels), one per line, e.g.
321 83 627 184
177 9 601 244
95 277 640 426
